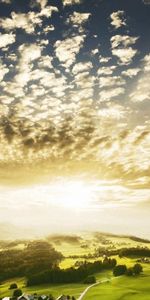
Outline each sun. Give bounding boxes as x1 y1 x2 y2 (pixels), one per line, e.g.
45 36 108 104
51 180 93 210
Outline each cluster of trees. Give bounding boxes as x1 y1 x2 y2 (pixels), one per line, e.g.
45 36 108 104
0 241 63 281
113 263 143 277
27 258 117 286
119 247 150 257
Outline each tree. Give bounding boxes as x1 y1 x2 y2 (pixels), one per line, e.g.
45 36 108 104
126 267 133 276
9 283 18 289
133 263 143 275
113 265 127 277
13 289 22 298
84 275 96 284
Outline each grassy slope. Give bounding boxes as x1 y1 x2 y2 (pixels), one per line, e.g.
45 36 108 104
85 265 150 300
0 277 85 299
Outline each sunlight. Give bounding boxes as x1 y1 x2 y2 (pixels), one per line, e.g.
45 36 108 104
48 179 93 210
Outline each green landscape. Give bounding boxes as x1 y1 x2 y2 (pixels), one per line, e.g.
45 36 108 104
1 232 150 300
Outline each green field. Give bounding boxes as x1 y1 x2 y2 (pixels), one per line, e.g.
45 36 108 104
1 233 150 300
1 263 150 300
0 277 86 299
85 266 150 300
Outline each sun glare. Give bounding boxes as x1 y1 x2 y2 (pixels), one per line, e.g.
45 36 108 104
49 180 93 210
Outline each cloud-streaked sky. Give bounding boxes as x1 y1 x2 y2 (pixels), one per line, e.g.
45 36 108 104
0 0 150 238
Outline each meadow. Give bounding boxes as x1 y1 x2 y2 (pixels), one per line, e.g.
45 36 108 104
1 232 150 300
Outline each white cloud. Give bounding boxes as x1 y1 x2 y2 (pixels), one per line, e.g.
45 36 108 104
110 11 126 29
99 56 111 63
112 48 137 65
98 66 116 76
143 54 150 72
0 7 58 34
0 11 41 33
99 76 125 88
92 49 99 55
55 35 85 68
74 72 95 89
122 68 140 78
98 104 127 120
99 87 125 102
0 32 15 48
0 0 11 3
30 0 48 9
130 75 150 102
72 61 93 75
19 44 42 64
63 0 81 6
38 55 53 69
13 44 42 87
0 61 9 81
111 35 138 49
43 25 55 33
68 12 91 25
129 53 150 102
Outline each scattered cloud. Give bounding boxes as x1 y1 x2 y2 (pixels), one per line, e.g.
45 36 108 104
63 0 82 6
0 6 58 34
99 87 125 102
0 32 15 48
110 11 126 29
99 76 125 88
72 61 93 74
68 12 91 25
112 48 137 65
98 66 116 75
55 35 85 68
130 53 150 102
111 35 138 49
122 68 140 78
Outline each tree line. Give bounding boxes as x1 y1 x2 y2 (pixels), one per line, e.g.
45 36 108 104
0 241 63 282
27 258 117 286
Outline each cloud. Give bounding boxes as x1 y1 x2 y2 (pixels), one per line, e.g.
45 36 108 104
0 61 9 81
0 32 15 48
68 12 91 25
130 53 150 102
122 68 140 78
111 35 138 65
98 104 127 121
143 0 150 4
99 87 125 102
111 35 138 49
99 56 111 63
0 0 11 3
99 76 125 88
0 7 58 34
72 61 93 74
63 0 82 6
55 35 85 68
110 11 126 29
30 0 48 9
112 48 137 65
98 66 116 75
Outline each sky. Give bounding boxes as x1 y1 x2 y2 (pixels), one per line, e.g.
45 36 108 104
0 0 150 239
